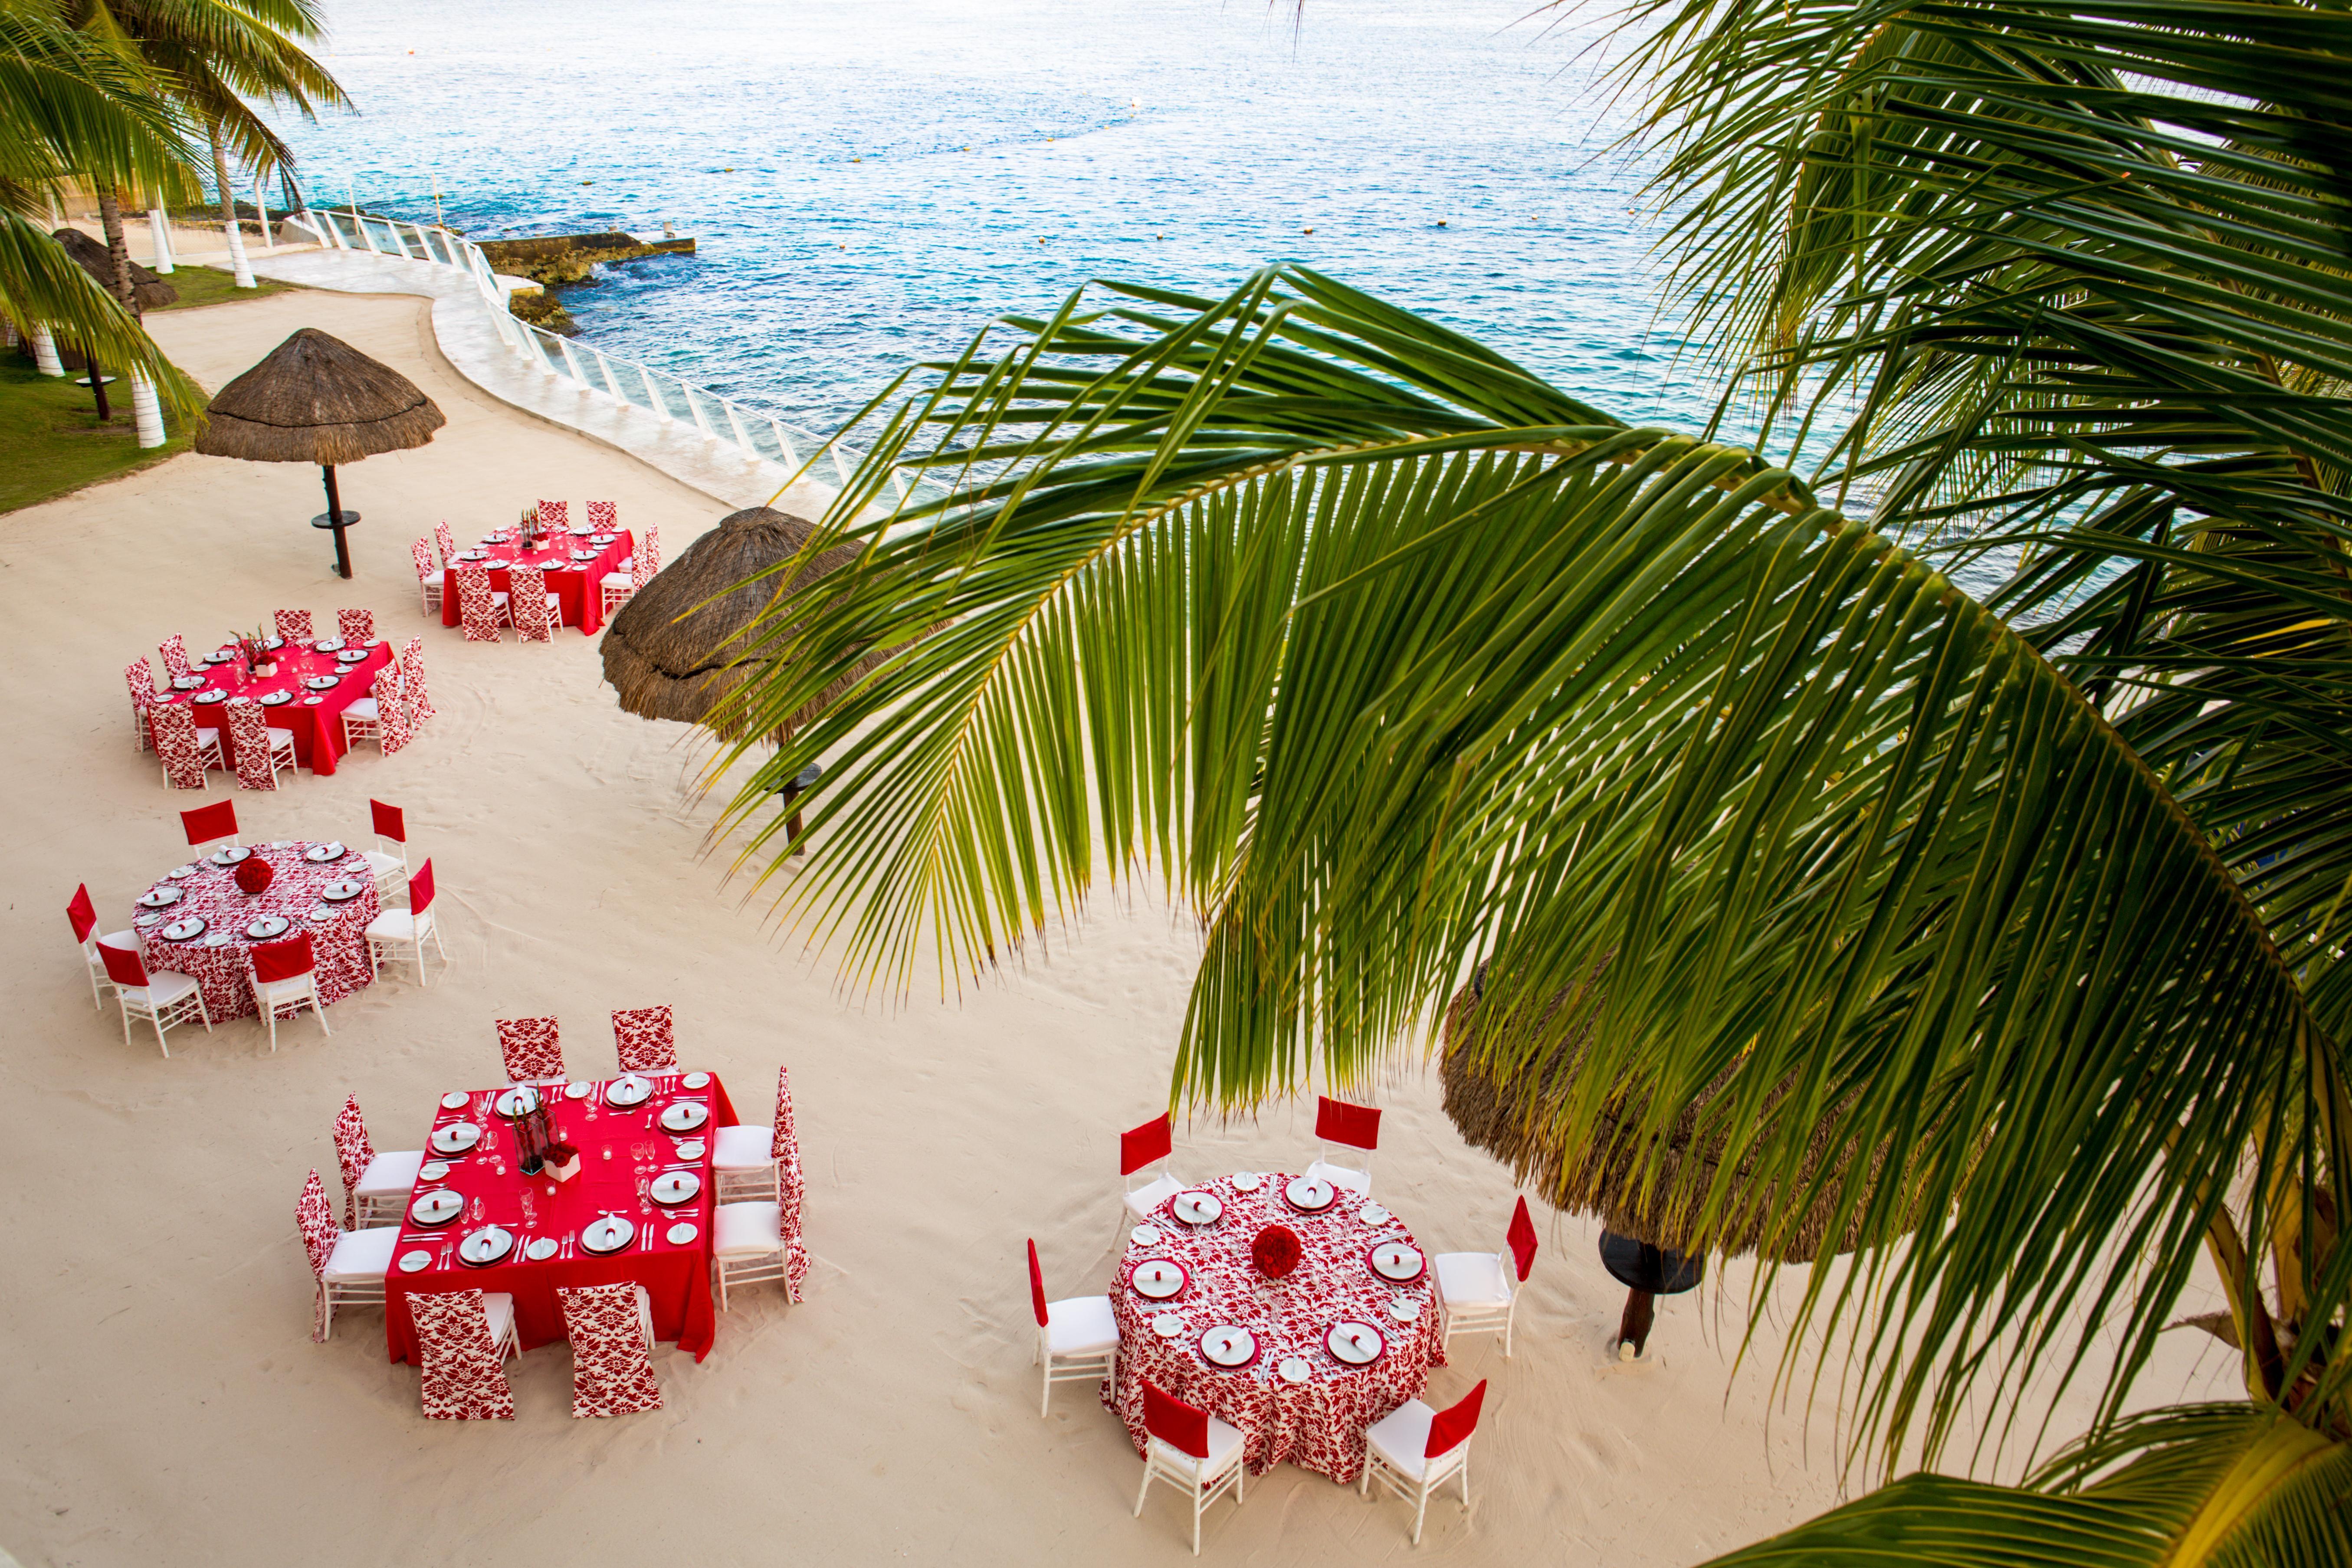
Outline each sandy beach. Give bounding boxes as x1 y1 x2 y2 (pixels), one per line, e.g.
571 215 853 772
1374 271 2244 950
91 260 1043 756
0 279 2243 1567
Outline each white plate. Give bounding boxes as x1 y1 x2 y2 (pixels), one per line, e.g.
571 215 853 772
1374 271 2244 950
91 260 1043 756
1369 1240 1426 1283
134 913 163 928
313 637 344 653
398 1249 433 1273
666 1222 699 1246
1171 1191 1224 1226
525 1237 560 1261
1388 1299 1422 1323
336 650 368 664
650 1171 702 1206
1359 1204 1392 1225
408 1189 463 1226
208 846 251 865
674 1138 705 1160
321 880 366 902
171 676 203 690
160 916 207 941
1284 1174 1337 1213
137 887 181 908
259 691 293 705
494 1086 542 1119
1130 1225 1162 1247
1277 1356 1312 1384
581 1216 635 1254
304 676 338 691
1151 1313 1186 1338
440 1091 469 1110
302 695 325 706
303 843 347 863
564 1081 590 1099
1199 1325 1256 1367
243 916 290 940
459 1225 514 1266
1325 1320 1385 1365
202 931 232 947
192 690 225 703
168 864 198 879
1130 1259 1187 1300
604 1074 653 1108
681 1071 710 1089
1230 1171 1263 1192
430 1121 482 1156
420 1161 451 1182
658 1102 709 1133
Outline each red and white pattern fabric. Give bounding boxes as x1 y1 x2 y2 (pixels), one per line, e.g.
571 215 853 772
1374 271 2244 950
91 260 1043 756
535 499 569 530
412 537 443 613
496 1016 564 1081
149 640 393 777
150 702 217 789
509 564 558 643
633 525 661 591
433 520 457 566
399 638 435 723
225 699 284 790
136 842 380 1022
775 1064 811 1301
455 565 507 642
440 530 631 635
337 608 375 646
331 1095 374 1230
371 668 413 755
585 500 617 531
157 633 193 683
274 609 314 642
294 1168 340 1342
127 659 159 750
1104 1171 1446 1484
409 1290 517 1420
611 1006 676 1073
558 1283 663 1417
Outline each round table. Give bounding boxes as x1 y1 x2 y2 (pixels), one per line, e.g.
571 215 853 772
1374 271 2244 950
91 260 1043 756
132 840 381 1022
1103 1171 1446 1483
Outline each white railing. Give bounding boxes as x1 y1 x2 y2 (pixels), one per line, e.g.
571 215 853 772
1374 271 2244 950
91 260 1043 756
290 207 918 505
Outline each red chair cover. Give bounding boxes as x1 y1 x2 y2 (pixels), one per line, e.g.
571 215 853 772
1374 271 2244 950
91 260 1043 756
558 1282 663 1417
337 608 374 645
331 1094 374 1228
157 633 193 682
274 609 314 642
252 932 314 984
585 500 617 531
1143 1380 1210 1459
1027 1238 1049 1327
372 667 414 754
68 883 97 944
126 659 158 710
1507 1195 1538 1283
510 564 557 643
412 535 439 585
295 1168 338 1283
98 939 150 989
226 700 278 790
455 564 504 642
371 798 405 843
536 499 569 528
632 524 660 590
410 1289 517 1420
410 859 436 915
152 705 211 790
1121 1112 1173 1176
611 1006 676 1073
399 637 435 722
775 1064 811 1300
1315 1094 1381 1151
1425 1380 1486 1458
181 799 237 846
433 520 457 566
497 1015 564 1081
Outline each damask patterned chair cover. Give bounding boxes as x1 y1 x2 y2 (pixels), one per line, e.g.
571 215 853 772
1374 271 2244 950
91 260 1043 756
509 564 558 643
157 633 194 683
126 659 159 751
400 638 436 724
558 1283 663 1417
611 1006 676 1073
226 699 286 790
584 500 617 531
455 564 506 642
372 668 414 756
151 702 219 790
410 1290 517 1420
337 608 375 646
776 1064 811 1301
433 520 458 566
294 1168 341 1342
633 524 661 591
412 538 444 615
274 609 314 643
497 1016 564 1082
535 499 569 530
331 1095 374 1230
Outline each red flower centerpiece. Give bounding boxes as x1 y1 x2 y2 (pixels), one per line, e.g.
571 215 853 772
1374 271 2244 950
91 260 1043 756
1252 1223 1302 1280
234 856 274 896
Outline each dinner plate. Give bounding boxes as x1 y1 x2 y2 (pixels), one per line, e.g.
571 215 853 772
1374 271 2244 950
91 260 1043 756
658 1101 709 1133
1388 1298 1422 1323
160 916 207 941
313 637 344 653
1230 1171 1263 1193
192 689 225 703
304 676 339 691
650 1171 702 1206
482 559 512 570
171 675 203 691
320 880 366 902
302 696 325 706
525 1237 560 1261
1170 1190 1224 1227
335 650 368 664
134 913 164 929
1151 1313 1186 1338
1283 1174 1337 1214
243 916 290 940
420 1161 452 1182
564 1081 590 1099
666 1222 699 1246
208 846 250 866
259 691 293 705
589 534 617 545
1368 1240 1426 1283
456 550 485 561
580 1215 635 1255
138 887 182 909
202 931 232 946
1129 1259 1188 1300
459 1225 515 1266
674 1138 705 1160
1130 1225 1162 1247
201 650 232 664
1277 1356 1312 1384
681 1071 711 1089
168 864 198 879
604 1073 653 1108
1358 1204 1392 1225
1199 1325 1258 1368
1325 1320 1386 1365
494 1086 542 1119
398 1249 433 1273
303 842 347 862
408 1189 463 1226
430 1121 482 1156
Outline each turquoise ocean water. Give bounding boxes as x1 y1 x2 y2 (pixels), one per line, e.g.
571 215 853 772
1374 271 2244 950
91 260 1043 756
281 0 1709 442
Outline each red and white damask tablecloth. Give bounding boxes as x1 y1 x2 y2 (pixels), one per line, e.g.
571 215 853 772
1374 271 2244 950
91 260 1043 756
1105 1171 1446 1483
133 841 380 1022
148 639 393 776
384 1073 742 1365
439 528 632 635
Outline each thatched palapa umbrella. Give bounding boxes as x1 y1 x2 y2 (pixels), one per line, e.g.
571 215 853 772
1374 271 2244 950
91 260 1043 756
194 328 446 579
50 226 177 421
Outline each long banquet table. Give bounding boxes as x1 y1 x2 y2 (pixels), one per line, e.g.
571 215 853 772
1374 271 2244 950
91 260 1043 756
439 527 633 636
384 1071 741 1364
148 638 393 776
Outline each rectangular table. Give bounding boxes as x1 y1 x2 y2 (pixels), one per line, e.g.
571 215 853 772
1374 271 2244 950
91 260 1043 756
384 1072 740 1364
149 639 393 776
441 528 633 636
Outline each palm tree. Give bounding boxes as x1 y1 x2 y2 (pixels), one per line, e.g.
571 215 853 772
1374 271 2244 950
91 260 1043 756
702 0 2347 1560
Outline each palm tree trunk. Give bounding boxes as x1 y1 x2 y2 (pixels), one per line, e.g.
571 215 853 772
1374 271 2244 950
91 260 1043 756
208 125 255 289
94 188 138 316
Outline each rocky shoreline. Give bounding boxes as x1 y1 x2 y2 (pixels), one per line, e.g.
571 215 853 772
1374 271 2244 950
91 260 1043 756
479 230 695 333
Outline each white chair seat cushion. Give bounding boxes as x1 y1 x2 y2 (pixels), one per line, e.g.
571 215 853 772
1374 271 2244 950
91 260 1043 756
1149 1414 1246 1478
601 571 631 587
345 698 381 721
356 1148 424 1198
266 728 295 747
362 849 406 880
545 593 562 606
98 929 138 951
123 968 203 1007
1365 1399 1438 1479
1123 1171 1184 1219
364 906 433 941
256 972 316 1003
713 1200 782 1257
1307 1158 1371 1198
1434 1250 1512 1309
489 591 511 607
322 1224 401 1282
711 1123 776 1171
194 727 220 746
1045 1293 1120 1356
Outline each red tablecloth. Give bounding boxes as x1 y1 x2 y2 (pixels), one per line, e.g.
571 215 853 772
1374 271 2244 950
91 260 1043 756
148 639 392 776
1105 1172 1445 1483
440 528 632 635
134 841 379 1022
384 1072 741 1365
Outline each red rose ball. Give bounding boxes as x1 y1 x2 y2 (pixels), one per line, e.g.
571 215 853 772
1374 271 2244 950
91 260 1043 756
1252 1223 1302 1279
233 856 274 896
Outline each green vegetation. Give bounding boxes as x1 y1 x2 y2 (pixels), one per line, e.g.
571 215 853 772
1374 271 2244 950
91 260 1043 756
0 353 189 513
151 262 293 310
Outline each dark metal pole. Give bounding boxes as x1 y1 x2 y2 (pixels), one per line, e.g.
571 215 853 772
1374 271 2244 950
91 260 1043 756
321 464 351 578
82 345 110 421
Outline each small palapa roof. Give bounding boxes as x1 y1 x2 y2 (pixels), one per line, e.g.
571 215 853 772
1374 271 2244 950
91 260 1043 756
193 328 445 465
51 226 177 311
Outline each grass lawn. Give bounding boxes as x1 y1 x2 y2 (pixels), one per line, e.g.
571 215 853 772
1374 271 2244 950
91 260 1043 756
0 355 192 514
151 263 296 311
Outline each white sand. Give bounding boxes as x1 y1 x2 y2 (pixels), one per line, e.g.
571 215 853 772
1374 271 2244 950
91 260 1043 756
0 286 2241 1565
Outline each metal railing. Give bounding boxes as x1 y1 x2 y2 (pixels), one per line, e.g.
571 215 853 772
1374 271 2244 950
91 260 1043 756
289 208 917 505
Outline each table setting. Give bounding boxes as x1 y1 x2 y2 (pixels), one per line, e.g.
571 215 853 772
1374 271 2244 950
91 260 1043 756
383 1070 741 1365
147 633 394 775
1104 1170 1446 1483
131 840 380 1020
439 524 633 636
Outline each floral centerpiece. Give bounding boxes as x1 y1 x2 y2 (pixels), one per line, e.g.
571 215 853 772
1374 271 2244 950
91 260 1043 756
234 623 275 679
1252 1223 1302 1280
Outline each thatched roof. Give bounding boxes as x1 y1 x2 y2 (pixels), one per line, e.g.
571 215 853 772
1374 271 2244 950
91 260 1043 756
1439 973 1898 1263
51 226 177 311
192 328 445 465
600 507 885 742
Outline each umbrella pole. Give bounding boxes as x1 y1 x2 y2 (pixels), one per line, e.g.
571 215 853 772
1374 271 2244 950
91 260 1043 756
1616 1287 1656 1359
321 464 352 578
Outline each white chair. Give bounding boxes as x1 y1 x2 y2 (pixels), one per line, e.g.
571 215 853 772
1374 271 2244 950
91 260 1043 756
1305 1093 1380 1198
711 1122 779 1203
363 798 410 901
66 885 133 1012
712 1200 790 1309
298 1166 400 1342
1028 1240 1119 1415
1121 1112 1184 1220
354 1150 423 1226
1134 1382 1247 1555
1359 1381 1486 1544
365 859 446 985
97 939 212 1057
248 934 330 1053
1435 1196 1539 1356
